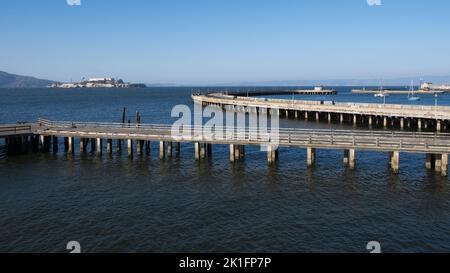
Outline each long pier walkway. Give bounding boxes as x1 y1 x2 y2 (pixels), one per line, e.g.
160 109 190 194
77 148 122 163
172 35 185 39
1 119 450 176
193 93 450 132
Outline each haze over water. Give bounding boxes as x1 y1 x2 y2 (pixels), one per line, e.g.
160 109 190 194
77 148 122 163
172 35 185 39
1 87 450 253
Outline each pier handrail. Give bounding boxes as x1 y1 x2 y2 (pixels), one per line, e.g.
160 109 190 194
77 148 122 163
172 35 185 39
36 118 450 141
200 92 450 112
0 124 33 135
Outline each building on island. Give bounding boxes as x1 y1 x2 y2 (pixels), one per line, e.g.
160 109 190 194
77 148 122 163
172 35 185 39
50 77 146 88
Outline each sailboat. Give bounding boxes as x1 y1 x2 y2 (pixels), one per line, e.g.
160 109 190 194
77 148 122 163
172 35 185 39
408 80 420 101
374 83 389 97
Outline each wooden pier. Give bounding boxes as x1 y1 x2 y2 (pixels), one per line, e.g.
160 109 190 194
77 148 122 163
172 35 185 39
1 119 450 176
194 93 450 132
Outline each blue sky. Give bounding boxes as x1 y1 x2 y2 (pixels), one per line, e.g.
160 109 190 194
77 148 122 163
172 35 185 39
1 0 449 84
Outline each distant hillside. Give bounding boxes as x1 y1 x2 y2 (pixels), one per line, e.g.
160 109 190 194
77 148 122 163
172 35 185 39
0 71 54 88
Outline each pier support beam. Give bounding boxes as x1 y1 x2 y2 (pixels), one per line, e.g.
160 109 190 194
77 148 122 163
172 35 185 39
368 116 373 127
340 114 344 124
194 142 200 161
137 140 145 155
107 139 113 154
39 135 47 152
307 148 316 168
88 138 94 152
390 151 400 174
353 115 357 126
437 120 442 132
442 154 448 177
175 142 181 157
229 144 235 163
418 119 422 130
68 137 74 154
127 139 133 157
207 143 212 157
167 142 173 158
345 149 356 169
316 112 320 122
400 118 405 130
383 117 388 128
117 140 122 152
200 143 206 159
267 145 278 165
343 149 354 166
80 138 85 153
160 141 166 160
234 145 241 161
435 154 442 173
426 154 435 169
96 138 102 155
328 113 332 123
52 136 58 152
145 141 151 154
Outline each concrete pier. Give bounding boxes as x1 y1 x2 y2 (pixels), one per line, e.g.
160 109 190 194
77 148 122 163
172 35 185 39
193 93 450 132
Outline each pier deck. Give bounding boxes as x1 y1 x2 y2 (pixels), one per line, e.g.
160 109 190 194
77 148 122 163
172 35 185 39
194 93 450 131
2 119 450 176
227 89 337 96
29 120 450 154
0 124 33 137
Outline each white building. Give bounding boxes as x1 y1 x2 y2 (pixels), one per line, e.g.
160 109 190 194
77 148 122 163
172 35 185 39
421 82 450 91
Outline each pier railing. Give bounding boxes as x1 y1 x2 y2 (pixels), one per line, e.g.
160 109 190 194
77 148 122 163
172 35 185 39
0 124 33 137
34 119 450 153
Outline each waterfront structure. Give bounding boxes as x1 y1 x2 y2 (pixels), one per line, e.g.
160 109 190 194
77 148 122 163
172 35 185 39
194 93 450 132
1 119 450 176
226 88 337 96
421 82 450 92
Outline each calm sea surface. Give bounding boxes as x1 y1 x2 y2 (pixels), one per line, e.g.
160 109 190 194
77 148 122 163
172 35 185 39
1 87 450 253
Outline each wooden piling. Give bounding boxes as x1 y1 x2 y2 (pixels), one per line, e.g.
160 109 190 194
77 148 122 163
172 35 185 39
160 141 166 160
229 144 235 163
442 154 448 177
390 151 400 174
127 139 133 157
307 147 316 167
